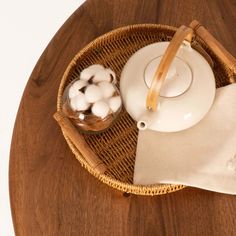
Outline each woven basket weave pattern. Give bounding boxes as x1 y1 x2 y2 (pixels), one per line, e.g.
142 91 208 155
57 24 233 195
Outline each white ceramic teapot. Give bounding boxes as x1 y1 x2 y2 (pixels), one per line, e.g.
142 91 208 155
120 22 218 132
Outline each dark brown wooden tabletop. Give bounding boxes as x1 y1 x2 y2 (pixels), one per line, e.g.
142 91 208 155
9 0 236 235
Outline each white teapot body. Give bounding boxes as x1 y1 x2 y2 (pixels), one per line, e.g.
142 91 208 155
120 41 216 132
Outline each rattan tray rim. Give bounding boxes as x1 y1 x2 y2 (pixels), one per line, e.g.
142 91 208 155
56 23 235 195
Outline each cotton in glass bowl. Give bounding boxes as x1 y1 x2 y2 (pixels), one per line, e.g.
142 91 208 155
62 64 122 133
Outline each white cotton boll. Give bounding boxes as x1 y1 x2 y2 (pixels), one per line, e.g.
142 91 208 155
69 85 80 99
98 81 115 99
73 79 88 89
85 84 103 103
80 68 94 81
108 96 122 113
106 68 117 84
93 69 111 83
70 92 90 111
92 101 110 118
87 64 104 71
80 64 104 81
68 80 88 99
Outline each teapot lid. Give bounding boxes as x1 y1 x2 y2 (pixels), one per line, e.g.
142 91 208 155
120 42 216 132
144 56 193 98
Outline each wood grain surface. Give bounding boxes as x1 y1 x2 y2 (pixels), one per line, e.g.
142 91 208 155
10 0 236 235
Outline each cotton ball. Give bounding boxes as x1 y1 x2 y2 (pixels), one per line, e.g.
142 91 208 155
85 84 103 103
69 80 88 99
80 64 104 81
87 64 104 71
106 68 117 84
98 81 115 99
70 92 90 111
92 101 110 118
80 68 93 81
93 69 111 83
73 79 88 89
108 96 122 113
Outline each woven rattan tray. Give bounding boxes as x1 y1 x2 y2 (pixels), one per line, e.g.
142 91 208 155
54 22 236 196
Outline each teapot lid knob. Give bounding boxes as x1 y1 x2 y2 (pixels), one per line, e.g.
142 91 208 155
144 56 192 98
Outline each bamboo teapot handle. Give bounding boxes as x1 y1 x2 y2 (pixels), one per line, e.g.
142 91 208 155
146 21 236 112
146 25 193 112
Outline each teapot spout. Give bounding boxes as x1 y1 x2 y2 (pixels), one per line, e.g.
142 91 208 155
137 110 158 130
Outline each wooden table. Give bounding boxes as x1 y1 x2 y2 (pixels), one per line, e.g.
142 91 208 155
10 0 236 235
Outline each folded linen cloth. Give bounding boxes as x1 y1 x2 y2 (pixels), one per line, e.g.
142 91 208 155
134 83 236 194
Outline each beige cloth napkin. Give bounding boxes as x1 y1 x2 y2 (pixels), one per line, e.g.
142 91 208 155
134 83 236 194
